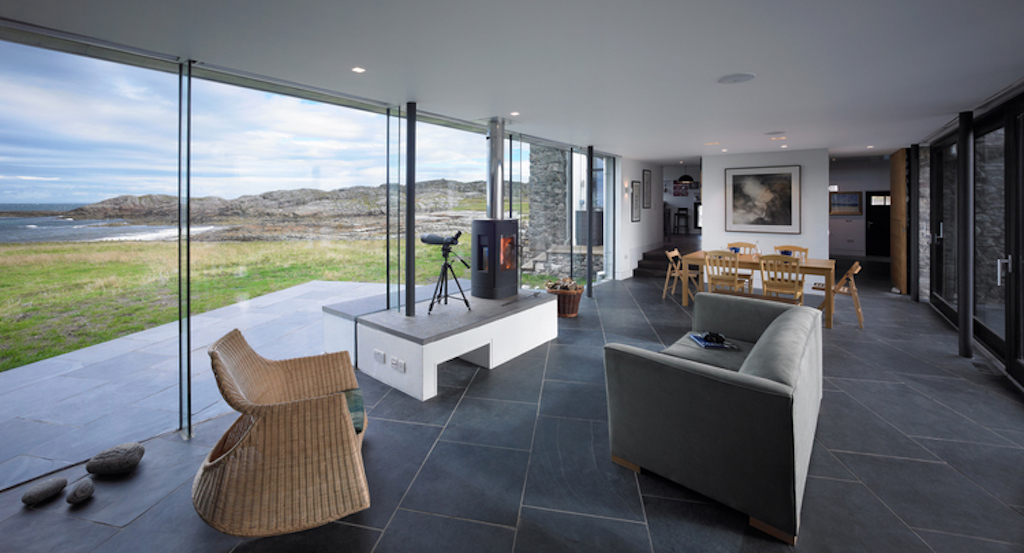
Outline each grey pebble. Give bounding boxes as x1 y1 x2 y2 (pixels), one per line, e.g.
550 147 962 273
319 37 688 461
66 478 94 504
21 477 67 506
86 442 145 476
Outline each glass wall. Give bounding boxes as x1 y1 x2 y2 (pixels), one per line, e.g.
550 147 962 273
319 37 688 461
0 40 178 373
974 126 1006 339
938 142 958 305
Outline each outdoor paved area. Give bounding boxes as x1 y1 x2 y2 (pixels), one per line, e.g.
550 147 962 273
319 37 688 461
2 269 1024 552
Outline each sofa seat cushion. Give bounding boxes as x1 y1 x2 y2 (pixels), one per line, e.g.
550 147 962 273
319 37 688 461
661 332 757 372
739 308 816 387
343 388 365 434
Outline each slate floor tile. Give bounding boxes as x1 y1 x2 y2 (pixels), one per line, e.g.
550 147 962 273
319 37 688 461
814 390 937 460
524 417 644 522
0 509 119 553
33 437 210 528
465 354 545 404
64 351 174 381
374 509 514 553
644 496 788 553
342 419 442 530
807 440 856 481
836 451 1024 544
896 374 1024 433
637 471 714 503
92 481 242 553
917 530 1024 553
0 455 72 492
539 380 607 422
835 379 1014 445
368 385 464 426
544 344 605 384
27 405 177 464
401 441 529 527
441 397 537 450
0 419 76 465
437 358 479 388
917 438 1024 506
233 521 379 553
514 506 650 553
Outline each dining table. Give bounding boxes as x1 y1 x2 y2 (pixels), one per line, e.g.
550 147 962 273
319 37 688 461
680 250 837 329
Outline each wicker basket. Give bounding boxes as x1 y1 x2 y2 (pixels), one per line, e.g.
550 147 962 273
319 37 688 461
548 288 584 318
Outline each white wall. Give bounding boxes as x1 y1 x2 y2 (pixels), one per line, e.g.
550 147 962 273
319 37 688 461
701 148 830 292
828 156 891 257
615 159 664 280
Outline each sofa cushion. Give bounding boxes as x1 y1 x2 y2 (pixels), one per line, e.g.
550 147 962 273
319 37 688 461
661 332 757 372
738 308 815 387
344 388 365 434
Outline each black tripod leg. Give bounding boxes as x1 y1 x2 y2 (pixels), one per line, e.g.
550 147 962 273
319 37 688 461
448 264 471 311
428 263 447 314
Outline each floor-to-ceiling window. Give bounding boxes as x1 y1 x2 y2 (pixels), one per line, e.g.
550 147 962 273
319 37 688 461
0 39 178 373
973 123 1006 349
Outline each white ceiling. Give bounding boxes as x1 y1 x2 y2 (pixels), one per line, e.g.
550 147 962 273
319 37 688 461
3 0 1024 164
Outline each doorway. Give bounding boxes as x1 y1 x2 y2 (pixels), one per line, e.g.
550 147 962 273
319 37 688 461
865 191 891 257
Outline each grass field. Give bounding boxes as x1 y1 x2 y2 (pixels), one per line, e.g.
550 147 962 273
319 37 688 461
0 239 498 372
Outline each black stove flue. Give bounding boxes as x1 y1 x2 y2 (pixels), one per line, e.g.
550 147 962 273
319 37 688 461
470 218 518 299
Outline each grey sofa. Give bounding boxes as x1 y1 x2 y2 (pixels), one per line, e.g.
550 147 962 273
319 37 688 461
604 292 822 544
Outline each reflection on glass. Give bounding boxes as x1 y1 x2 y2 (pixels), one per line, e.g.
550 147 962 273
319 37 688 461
0 40 177 372
940 143 958 303
973 127 1005 339
189 77 389 314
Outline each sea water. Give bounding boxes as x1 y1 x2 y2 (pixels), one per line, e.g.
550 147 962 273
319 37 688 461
0 204 183 243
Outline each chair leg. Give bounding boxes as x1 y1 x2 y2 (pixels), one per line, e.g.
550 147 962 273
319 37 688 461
662 270 672 299
611 455 641 473
850 282 864 329
749 517 797 545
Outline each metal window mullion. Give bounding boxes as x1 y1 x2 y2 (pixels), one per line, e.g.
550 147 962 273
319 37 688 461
177 60 193 438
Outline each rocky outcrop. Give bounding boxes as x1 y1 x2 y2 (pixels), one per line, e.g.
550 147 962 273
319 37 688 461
66 180 497 223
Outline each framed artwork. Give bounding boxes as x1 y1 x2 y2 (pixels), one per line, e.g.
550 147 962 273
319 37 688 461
642 170 652 208
725 165 801 234
673 182 686 196
631 181 641 222
829 191 863 215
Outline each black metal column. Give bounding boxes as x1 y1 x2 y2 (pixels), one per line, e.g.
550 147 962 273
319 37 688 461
586 146 595 298
406 102 416 316
177 61 193 438
957 112 974 357
909 145 920 302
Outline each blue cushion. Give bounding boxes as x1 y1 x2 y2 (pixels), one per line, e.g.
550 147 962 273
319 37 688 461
343 388 365 433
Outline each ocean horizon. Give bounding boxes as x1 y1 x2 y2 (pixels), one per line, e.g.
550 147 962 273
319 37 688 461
0 203 89 212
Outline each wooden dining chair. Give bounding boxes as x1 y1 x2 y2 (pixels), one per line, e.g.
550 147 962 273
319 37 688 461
663 249 701 302
774 245 809 261
705 250 750 294
813 261 864 328
760 254 804 305
725 242 757 290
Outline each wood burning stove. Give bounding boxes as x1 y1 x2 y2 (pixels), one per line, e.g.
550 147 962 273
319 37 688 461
471 218 518 299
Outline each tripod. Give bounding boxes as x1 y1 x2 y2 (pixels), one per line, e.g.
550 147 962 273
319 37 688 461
428 243 471 314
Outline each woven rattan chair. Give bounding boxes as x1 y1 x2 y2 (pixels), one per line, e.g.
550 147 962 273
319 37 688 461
760 254 804 305
705 250 750 294
192 329 369 537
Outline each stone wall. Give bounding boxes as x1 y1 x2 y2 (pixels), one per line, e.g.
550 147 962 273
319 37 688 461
918 147 931 301
523 145 570 278
940 145 958 302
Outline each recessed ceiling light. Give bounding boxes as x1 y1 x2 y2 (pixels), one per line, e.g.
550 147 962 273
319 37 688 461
721 148 728 152
770 136 787 141
704 141 720 146
717 73 756 84
679 161 686 164
510 111 520 116
781 145 788 148
867 145 875 149
351 67 366 73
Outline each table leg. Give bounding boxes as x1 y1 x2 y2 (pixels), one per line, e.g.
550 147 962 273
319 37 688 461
824 269 835 329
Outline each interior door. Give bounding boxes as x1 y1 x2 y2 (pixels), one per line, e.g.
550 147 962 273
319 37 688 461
865 191 891 257
890 150 908 293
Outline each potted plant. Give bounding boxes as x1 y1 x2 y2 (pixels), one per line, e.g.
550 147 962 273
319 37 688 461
545 277 584 318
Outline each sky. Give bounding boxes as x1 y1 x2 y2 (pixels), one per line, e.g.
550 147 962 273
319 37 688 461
0 39 522 204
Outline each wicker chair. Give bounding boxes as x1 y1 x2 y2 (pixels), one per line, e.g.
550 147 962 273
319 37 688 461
192 329 369 537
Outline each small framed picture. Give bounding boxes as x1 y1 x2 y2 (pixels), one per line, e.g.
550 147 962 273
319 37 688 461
829 191 863 215
631 181 641 222
642 170 652 209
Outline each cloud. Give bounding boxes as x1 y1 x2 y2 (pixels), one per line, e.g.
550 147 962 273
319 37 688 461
1 40 526 205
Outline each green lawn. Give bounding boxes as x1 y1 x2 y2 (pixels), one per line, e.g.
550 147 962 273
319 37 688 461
0 239 481 372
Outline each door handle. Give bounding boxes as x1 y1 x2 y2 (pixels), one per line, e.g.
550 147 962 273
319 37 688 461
997 255 1012 287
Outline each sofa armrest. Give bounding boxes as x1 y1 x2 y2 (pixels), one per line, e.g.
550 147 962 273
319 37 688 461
604 342 801 535
693 292 799 343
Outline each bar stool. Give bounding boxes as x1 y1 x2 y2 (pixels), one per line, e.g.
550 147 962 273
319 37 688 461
673 208 690 235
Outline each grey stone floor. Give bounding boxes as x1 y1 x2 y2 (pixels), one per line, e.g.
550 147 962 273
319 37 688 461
2 272 1024 552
